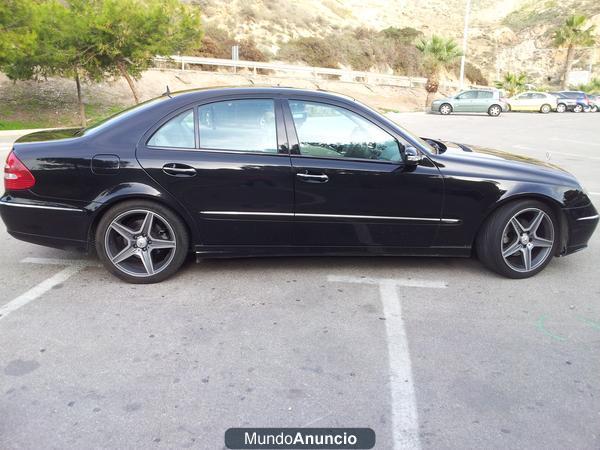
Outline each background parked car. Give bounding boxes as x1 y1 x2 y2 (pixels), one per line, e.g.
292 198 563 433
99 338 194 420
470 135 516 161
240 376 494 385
507 91 557 113
431 89 508 116
558 91 592 112
588 94 599 112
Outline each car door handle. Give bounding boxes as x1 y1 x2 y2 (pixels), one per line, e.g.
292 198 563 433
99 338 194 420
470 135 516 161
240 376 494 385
162 163 196 177
296 172 329 183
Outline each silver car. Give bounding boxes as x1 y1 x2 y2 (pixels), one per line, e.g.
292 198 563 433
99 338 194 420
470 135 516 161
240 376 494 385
431 89 508 116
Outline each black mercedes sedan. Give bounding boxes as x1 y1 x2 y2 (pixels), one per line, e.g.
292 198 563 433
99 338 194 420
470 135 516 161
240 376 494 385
1 87 598 283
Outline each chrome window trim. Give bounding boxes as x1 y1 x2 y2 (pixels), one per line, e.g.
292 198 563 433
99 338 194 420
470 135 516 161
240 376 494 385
200 210 459 223
0 200 83 212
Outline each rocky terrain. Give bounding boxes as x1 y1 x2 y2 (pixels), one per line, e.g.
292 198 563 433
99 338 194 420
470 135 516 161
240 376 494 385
192 0 600 83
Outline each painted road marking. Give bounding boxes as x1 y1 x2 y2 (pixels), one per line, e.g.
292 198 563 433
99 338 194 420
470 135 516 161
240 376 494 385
0 258 100 322
328 275 447 450
0 264 83 321
551 137 600 147
21 256 101 267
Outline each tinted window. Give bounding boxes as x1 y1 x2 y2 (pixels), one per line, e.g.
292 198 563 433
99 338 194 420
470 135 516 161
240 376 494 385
289 101 402 162
532 93 546 99
198 99 277 153
517 93 531 99
477 91 493 99
456 91 477 99
148 110 195 148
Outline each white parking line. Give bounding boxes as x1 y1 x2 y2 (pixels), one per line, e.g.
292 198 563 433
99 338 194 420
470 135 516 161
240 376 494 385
551 137 600 147
328 275 447 450
0 264 83 321
21 256 101 267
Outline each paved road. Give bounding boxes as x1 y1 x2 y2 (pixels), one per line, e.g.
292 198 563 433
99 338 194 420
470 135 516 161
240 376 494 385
1 113 599 449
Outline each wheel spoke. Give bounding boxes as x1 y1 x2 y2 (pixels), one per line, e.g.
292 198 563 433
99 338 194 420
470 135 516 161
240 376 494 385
528 211 544 234
521 247 532 271
510 217 524 234
148 238 176 250
111 246 137 264
138 250 154 275
110 222 135 241
531 236 553 248
503 240 522 258
139 212 154 236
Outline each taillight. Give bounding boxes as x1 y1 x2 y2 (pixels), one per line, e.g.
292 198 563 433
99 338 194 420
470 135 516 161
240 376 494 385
4 151 35 190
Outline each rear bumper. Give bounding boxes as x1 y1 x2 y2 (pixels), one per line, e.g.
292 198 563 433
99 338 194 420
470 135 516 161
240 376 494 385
561 203 599 255
0 196 90 251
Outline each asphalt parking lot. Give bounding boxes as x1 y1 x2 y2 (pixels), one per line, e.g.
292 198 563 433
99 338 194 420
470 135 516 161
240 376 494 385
1 112 599 449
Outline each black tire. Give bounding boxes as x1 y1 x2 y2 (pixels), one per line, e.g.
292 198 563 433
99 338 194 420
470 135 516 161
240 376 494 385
439 103 452 115
488 104 502 116
556 103 566 113
95 200 189 283
573 104 583 113
540 104 551 114
475 200 559 279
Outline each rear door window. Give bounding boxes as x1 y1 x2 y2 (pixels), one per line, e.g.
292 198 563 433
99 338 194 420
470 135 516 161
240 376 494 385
198 99 277 153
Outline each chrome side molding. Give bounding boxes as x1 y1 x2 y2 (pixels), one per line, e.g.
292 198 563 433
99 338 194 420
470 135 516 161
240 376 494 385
0 200 83 212
200 210 460 223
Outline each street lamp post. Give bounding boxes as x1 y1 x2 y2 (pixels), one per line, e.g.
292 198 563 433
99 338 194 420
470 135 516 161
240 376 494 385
459 0 472 90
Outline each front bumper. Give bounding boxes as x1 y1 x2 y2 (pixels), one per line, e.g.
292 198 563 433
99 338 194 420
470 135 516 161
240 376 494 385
561 202 599 255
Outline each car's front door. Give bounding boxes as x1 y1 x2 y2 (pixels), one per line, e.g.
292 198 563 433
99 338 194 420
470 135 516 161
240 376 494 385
283 98 444 249
453 90 477 112
136 96 294 247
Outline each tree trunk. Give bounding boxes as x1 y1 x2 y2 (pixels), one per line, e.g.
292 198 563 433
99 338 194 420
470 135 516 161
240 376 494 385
424 73 439 108
75 70 86 128
118 62 140 104
561 44 574 90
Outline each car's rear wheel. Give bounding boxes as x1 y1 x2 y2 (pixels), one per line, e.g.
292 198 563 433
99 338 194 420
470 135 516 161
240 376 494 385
476 200 558 279
556 103 566 113
573 104 583 113
540 104 551 114
591 105 599 112
95 200 189 283
439 103 452 115
488 104 502 116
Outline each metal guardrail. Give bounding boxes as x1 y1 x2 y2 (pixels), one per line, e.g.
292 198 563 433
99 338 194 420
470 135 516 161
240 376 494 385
154 55 471 89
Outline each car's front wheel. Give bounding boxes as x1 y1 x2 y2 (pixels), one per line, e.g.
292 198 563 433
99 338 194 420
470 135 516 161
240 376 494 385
95 200 189 283
476 200 558 279
540 104 551 114
488 104 502 116
439 103 452 115
573 104 583 113
556 103 566 113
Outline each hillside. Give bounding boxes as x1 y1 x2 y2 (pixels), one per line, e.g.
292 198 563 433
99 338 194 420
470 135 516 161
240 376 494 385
190 0 600 84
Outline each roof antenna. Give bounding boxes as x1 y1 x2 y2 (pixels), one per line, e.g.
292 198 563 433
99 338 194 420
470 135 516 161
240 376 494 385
163 85 172 98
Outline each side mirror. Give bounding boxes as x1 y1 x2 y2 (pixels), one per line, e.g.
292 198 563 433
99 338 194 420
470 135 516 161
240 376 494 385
404 146 423 166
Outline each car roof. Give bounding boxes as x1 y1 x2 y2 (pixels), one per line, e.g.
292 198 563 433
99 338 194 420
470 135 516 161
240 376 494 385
168 86 357 103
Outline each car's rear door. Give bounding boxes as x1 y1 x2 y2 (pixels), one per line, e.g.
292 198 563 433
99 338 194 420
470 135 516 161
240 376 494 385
282 97 443 249
136 95 294 247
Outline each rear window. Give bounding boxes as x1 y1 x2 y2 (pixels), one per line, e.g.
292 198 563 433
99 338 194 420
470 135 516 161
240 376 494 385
477 91 493 99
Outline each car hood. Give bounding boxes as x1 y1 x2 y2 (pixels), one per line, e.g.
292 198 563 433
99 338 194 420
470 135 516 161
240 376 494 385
429 139 580 187
15 128 83 143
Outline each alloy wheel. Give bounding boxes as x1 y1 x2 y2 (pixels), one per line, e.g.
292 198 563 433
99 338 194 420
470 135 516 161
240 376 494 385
540 104 551 113
501 208 554 273
440 104 452 115
556 103 566 113
489 105 501 116
574 105 583 113
104 209 177 277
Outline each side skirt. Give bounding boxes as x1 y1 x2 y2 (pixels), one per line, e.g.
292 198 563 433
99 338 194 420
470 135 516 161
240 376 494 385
194 245 471 261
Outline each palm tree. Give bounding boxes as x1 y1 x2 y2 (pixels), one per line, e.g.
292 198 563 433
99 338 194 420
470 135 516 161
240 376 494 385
553 15 596 89
416 35 462 107
494 72 527 97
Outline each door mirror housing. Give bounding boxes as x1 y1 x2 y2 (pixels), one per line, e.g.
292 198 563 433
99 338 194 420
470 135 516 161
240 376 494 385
404 146 423 166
